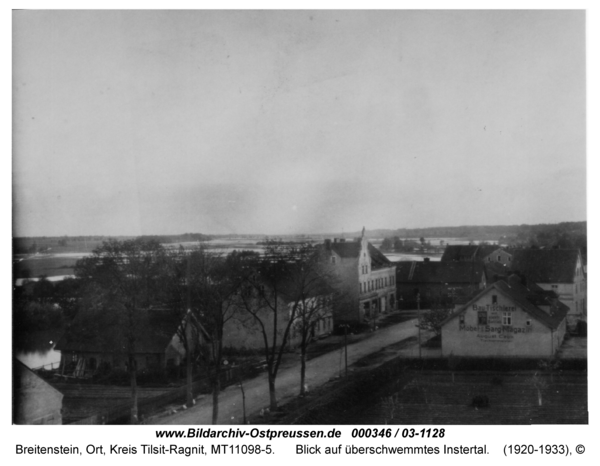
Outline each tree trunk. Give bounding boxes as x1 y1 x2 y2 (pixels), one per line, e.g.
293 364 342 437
268 373 277 411
186 346 193 407
300 348 307 396
212 374 220 425
129 357 138 424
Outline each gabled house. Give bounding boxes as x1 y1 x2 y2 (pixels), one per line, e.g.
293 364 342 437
441 275 569 358
442 244 512 265
221 283 334 351
396 260 486 307
510 249 586 330
56 308 207 377
221 254 335 352
323 228 396 325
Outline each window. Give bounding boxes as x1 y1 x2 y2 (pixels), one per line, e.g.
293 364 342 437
502 312 512 325
497 255 501 262
331 256 336 264
488 257 491 262
459 315 465 325
492 295 497 304
526 320 531 326
478 311 487 325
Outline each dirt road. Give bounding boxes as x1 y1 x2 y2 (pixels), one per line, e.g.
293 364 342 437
154 317 419 425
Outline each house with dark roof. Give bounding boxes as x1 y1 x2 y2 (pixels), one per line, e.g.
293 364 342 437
441 275 569 358
510 249 586 330
396 260 486 308
442 244 513 266
56 307 207 377
323 228 396 325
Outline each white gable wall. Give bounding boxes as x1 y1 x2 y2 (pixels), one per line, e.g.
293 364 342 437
442 287 563 358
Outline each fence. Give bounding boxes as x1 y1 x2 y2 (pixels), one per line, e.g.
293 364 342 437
67 363 259 424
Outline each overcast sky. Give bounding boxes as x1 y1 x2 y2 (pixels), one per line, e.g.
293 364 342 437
12 10 586 236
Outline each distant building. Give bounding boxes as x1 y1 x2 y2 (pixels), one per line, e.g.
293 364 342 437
13 359 63 424
396 260 486 307
323 228 396 325
56 308 207 377
510 249 586 330
441 244 512 266
222 290 334 351
441 276 569 358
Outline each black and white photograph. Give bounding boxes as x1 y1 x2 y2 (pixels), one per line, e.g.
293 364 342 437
12 8 588 429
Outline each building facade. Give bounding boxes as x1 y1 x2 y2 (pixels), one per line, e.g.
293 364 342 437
441 278 568 358
325 228 396 325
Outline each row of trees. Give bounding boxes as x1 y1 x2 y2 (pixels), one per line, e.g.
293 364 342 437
68 238 337 424
380 237 431 252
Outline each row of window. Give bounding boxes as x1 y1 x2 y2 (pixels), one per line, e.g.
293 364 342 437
465 311 519 326
360 276 394 294
361 265 369 274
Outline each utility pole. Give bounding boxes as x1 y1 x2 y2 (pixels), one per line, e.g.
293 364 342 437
417 293 422 359
339 324 350 377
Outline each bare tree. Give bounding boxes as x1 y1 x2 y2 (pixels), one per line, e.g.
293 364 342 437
164 247 241 424
233 241 301 411
75 238 166 423
284 245 337 396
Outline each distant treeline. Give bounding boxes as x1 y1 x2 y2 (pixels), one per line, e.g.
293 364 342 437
13 233 213 254
366 222 586 243
376 221 586 256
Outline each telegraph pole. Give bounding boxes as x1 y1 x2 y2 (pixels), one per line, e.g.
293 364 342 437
417 293 422 359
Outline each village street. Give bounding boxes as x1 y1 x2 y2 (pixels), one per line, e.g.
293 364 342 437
154 316 420 425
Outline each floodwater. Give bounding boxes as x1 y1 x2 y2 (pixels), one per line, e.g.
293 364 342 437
14 329 63 370
16 348 61 370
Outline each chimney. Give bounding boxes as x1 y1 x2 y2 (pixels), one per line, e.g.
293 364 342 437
424 257 430 262
324 239 331 249
334 238 339 243
340 238 346 243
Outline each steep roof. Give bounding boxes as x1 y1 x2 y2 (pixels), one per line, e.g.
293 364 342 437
56 307 191 355
329 241 361 258
396 261 484 284
444 279 568 330
441 245 479 262
476 245 505 259
483 261 510 281
368 244 393 269
441 244 507 262
510 249 581 283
